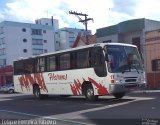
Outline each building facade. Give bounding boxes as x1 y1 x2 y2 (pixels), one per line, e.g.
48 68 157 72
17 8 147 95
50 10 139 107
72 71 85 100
97 19 160 52
57 27 91 50
73 33 96 47
96 18 160 89
145 30 160 89
0 18 58 85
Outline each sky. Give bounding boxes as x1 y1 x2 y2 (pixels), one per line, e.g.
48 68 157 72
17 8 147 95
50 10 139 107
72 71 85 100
0 0 160 34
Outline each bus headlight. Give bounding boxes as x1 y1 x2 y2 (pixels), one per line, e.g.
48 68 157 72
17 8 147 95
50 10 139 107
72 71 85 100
111 79 122 84
138 77 146 83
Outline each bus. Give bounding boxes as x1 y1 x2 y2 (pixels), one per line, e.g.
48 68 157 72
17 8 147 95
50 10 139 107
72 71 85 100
13 43 146 101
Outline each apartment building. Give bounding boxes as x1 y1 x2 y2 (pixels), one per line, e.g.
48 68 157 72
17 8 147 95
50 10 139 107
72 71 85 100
0 18 58 85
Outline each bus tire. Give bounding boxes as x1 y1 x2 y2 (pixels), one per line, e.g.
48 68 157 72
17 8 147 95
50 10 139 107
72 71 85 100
8 89 14 94
85 85 98 101
113 92 125 99
33 85 42 99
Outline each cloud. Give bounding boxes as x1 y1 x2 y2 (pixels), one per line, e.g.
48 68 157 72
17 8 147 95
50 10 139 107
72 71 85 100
111 0 138 16
0 0 114 34
135 0 160 20
1 0 160 34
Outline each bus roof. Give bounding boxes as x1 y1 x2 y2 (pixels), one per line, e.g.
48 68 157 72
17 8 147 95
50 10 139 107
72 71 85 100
14 43 137 61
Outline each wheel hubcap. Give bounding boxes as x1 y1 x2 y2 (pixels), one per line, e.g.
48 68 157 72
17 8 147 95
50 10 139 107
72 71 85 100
35 90 39 97
87 89 93 98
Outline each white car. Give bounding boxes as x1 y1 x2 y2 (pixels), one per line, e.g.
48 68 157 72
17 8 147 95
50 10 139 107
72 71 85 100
0 84 15 94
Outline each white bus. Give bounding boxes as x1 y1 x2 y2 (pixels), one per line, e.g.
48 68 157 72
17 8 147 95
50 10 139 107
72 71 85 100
13 43 146 101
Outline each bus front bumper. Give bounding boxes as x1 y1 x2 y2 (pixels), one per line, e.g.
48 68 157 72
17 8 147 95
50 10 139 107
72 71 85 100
109 83 146 94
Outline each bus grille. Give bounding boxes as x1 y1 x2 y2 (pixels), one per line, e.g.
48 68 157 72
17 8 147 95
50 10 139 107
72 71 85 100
125 83 138 88
125 79 136 82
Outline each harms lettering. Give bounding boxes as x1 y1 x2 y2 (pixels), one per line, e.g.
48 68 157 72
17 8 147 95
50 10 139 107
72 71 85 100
48 73 67 80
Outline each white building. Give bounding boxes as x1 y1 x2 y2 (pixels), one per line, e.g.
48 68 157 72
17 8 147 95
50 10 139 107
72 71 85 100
35 17 59 30
0 18 59 66
57 27 91 50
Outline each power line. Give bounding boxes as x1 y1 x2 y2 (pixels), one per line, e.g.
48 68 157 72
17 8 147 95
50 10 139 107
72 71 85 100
69 10 93 45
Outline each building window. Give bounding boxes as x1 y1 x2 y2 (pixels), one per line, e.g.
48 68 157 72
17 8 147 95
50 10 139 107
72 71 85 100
23 38 27 42
31 29 42 35
0 27 4 34
22 28 26 32
60 53 70 70
0 49 5 55
32 39 43 45
44 49 47 53
32 49 43 55
152 59 160 71
0 38 5 45
44 40 47 43
23 49 27 53
43 30 46 33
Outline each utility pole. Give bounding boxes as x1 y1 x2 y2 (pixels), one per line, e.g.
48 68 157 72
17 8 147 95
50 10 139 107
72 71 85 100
69 11 93 45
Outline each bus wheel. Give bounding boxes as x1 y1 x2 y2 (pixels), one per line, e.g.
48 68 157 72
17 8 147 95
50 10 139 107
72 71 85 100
85 85 98 101
8 89 14 94
33 86 41 99
113 92 125 99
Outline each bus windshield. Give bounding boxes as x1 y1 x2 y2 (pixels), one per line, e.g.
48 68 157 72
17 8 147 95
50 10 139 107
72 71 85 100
104 45 143 73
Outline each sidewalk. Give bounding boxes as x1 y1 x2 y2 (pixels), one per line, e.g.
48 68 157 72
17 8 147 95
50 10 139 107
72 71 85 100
134 89 160 93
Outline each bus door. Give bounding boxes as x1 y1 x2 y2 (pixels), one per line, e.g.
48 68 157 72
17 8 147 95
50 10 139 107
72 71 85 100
93 47 107 78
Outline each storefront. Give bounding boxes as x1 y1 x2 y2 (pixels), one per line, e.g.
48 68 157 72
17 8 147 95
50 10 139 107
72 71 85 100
0 65 13 86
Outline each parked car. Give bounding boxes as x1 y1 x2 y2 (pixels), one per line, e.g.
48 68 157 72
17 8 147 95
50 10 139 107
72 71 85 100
0 84 15 94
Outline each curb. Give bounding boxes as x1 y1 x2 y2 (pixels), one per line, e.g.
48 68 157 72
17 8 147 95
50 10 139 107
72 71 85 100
133 90 160 93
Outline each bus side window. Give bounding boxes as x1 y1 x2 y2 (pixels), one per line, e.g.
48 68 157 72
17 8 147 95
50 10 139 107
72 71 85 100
24 59 34 74
14 61 24 75
76 50 90 68
60 53 71 70
93 48 107 77
35 57 45 72
47 55 57 71
70 52 76 69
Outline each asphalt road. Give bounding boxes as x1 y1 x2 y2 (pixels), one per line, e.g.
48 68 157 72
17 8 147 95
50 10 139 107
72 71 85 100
0 91 160 125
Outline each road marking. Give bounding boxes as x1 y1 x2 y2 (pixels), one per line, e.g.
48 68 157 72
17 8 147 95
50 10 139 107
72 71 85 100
134 90 160 93
0 96 154 124
0 109 41 117
47 96 154 119
0 99 12 101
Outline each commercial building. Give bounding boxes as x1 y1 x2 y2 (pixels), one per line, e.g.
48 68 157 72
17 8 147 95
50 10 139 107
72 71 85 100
145 30 160 89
